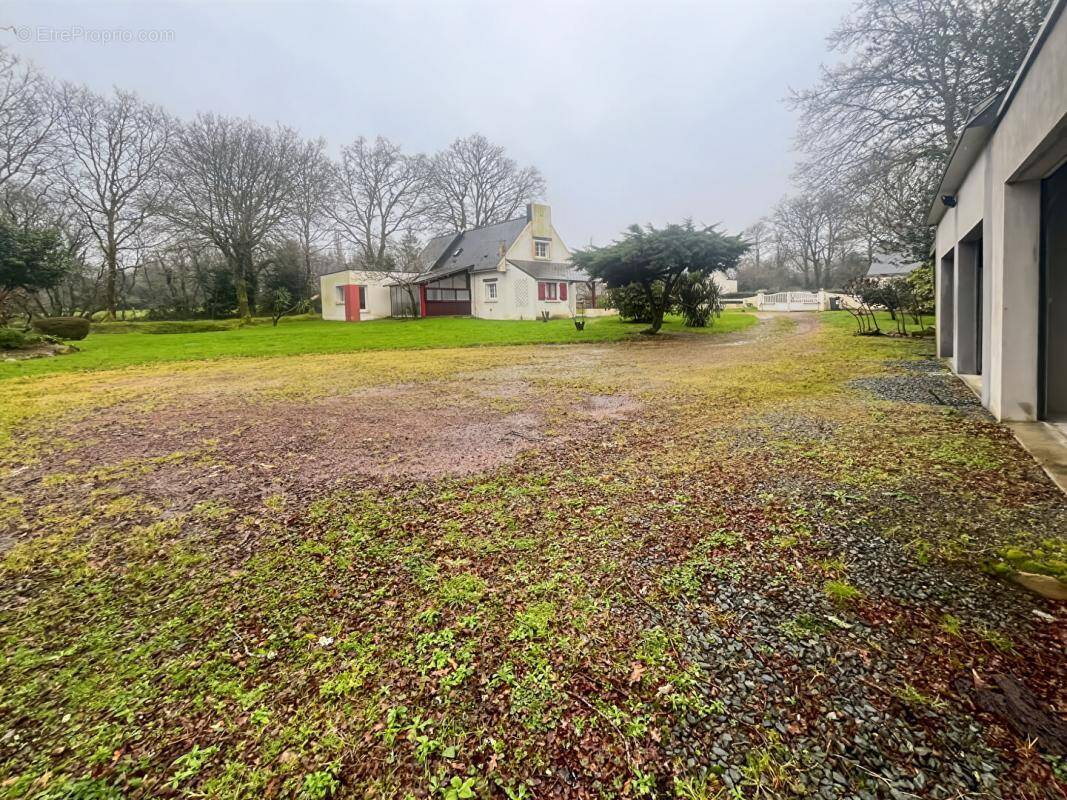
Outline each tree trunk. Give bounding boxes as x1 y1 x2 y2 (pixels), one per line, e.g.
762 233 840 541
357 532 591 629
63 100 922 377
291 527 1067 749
234 248 253 321
105 247 117 320
641 279 665 335
646 307 665 334
104 213 118 320
235 275 251 320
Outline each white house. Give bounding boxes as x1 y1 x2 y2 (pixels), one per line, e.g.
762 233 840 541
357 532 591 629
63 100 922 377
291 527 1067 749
416 203 591 320
319 203 593 322
929 0 1066 423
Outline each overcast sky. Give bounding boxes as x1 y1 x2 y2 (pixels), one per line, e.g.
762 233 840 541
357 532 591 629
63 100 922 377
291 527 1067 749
4 0 851 247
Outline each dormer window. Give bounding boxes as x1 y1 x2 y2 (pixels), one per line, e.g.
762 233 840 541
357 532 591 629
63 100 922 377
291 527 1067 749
534 239 550 259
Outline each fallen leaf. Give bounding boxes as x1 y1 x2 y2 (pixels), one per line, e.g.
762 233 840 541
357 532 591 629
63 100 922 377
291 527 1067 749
628 661 646 684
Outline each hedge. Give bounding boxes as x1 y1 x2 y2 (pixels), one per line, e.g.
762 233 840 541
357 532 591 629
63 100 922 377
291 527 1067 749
31 316 91 340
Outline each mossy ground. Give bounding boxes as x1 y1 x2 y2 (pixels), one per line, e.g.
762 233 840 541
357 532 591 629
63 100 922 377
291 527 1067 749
1 312 1063 799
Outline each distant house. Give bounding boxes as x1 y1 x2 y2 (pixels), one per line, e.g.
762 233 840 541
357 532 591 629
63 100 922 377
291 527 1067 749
319 203 593 322
865 253 922 283
416 203 590 320
712 274 739 294
929 0 1066 422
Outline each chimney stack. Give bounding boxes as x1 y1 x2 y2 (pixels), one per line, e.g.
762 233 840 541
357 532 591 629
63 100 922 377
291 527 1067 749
527 203 551 238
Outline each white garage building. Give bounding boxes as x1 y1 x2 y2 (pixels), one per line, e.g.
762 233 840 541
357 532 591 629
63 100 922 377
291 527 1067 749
930 0 1067 424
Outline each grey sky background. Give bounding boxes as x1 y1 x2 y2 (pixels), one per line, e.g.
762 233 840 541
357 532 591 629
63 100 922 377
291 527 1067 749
3 0 852 248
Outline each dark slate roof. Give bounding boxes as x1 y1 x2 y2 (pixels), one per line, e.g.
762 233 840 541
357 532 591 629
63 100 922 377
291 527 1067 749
420 218 529 280
419 233 460 271
507 259 588 282
866 254 922 278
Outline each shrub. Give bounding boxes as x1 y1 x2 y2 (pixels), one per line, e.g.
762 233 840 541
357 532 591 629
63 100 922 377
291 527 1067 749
0 327 29 349
607 282 662 323
675 272 722 327
32 316 90 340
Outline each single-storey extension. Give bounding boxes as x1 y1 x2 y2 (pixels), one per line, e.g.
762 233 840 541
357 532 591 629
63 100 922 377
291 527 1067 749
319 270 400 322
929 0 1066 422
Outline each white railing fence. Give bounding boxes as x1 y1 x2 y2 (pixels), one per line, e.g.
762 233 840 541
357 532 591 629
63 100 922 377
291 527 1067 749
747 290 831 311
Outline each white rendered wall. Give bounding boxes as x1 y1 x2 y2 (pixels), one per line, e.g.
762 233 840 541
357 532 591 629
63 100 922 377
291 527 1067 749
933 8 1067 420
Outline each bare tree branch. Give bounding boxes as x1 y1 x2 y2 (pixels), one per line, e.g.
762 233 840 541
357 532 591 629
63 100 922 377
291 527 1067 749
426 134 545 233
328 136 428 269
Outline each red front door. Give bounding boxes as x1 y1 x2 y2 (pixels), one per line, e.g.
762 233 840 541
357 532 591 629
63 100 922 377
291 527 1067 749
343 284 362 322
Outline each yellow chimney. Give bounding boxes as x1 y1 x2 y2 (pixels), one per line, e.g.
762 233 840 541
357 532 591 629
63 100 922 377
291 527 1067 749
527 203 551 238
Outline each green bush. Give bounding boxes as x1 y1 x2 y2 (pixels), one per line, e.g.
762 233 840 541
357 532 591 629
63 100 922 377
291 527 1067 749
0 327 30 349
32 316 91 340
675 273 722 327
607 282 662 323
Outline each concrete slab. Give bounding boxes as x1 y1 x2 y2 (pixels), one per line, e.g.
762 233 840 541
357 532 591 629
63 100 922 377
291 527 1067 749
1007 420 1067 495
946 363 1067 495
958 373 982 397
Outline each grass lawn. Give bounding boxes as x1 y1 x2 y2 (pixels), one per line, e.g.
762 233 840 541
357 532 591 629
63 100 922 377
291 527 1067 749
0 311 757 381
1 312 1064 799
832 309 935 336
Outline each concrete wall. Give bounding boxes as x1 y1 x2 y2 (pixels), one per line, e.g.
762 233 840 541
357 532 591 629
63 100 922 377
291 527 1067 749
934 6 1067 420
469 268 578 320
319 270 394 322
470 269 531 319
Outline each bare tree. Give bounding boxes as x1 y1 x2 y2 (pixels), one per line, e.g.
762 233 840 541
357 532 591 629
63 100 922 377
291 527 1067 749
289 137 332 296
742 220 769 270
789 0 1050 257
0 48 57 193
426 133 545 232
165 114 301 319
792 0 1048 180
771 192 854 289
329 136 428 268
56 85 173 318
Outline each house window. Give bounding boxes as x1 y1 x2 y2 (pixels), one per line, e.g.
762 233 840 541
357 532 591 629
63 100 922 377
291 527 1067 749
335 285 345 305
359 286 367 311
425 273 471 302
539 281 558 301
484 280 498 300
534 239 550 259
